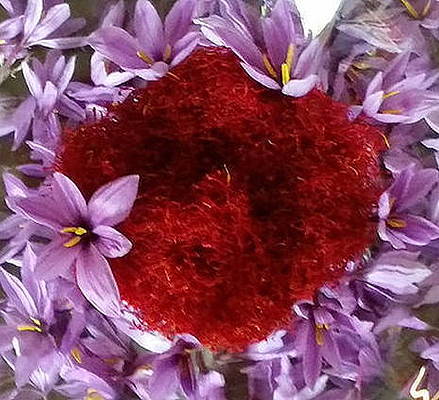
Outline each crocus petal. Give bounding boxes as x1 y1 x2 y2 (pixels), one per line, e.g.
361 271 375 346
36 237 80 280
164 0 197 44
22 62 43 98
38 81 58 116
134 0 165 61
56 56 76 94
88 175 139 227
89 27 145 70
302 322 322 387
27 4 70 44
51 172 88 225
33 36 87 49
3 172 28 198
23 0 43 40
170 31 200 67
391 215 439 247
76 244 121 317
282 75 318 97
0 268 38 317
0 17 23 40
12 97 36 150
93 225 132 258
240 62 281 90
363 91 384 116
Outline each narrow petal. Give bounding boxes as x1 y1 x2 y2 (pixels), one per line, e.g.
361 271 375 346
302 322 322 387
164 0 197 44
0 267 38 317
170 31 200 67
51 172 88 225
36 237 80 280
93 225 132 258
33 36 87 49
240 62 280 90
3 172 28 198
89 27 145 70
88 175 139 227
23 0 43 40
391 215 439 247
134 0 165 60
282 75 318 97
0 17 23 40
27 4 70 44
76 244 121 317
22 62 43 98
56 56 76 94
12 97 36 150
37 81 58 116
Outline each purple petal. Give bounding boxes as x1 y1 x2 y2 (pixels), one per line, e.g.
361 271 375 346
170 31 200 67
12 97 36 150
93 225 132 258
134 0 165 61
57 94 85 121
76 244 121 317
294 39 324 78
38 81 58 116
22 62 43 98
363 91 384 116
3 172 28 198
36 237 80 280
0 17 23 40
23 0 43 40
302 322 322 387
0 267 37 317
33 36 87 49
240 62 280 90
56 56 76 94
27 4 70 44
391 215 439 247
89 27 145 70
88 175 139 227
164 0 197 45
282 75 318 97
102 0 125 28
51 172 87 225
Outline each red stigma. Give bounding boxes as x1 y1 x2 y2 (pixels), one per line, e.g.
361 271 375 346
56 48 385 351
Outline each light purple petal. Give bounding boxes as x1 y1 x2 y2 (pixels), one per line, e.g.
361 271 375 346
165 0 197 44
170 31 199 67
27 4 70 44
36 237 80 280
3 172 28 198
56 56 76 94
0 17 23 40
0 267 37 317
89 27 145 70
134 0 165 61
93 225 132 258
23 0 43 40
88 175 139 227
240 62 280 90
302 322 322 387
76 244 121 317
51 172 87 225
391 215 439 247
12 97 36 150
37 81 58 116
22 62 43 98
363 91 384 116
33 36 87 49
282 75 318 97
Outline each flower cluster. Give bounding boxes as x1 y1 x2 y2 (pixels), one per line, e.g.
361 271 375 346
0 0 439 399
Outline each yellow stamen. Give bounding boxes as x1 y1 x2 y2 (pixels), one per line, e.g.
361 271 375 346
0 40 6 45
352 61 370 71
71 348 82 364
387 218 407 229
136 50 154 65
61 227 87 236
64 236 82 248
281 63 290 86
315 323 329 346
30 317 42 327
383 90 400 99
380 133 391 149
285 43 295 70
262 54 278 80
17 325 43 333
281 44 295 86
104 357 121 366
422 0 432 17
85 389 104 400
163 44 172 62
381 109 402 115
399 0 420 18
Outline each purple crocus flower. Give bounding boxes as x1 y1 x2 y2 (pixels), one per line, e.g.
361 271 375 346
0 50 84 150
0 244 86 392
0 0 86 66
89 0 200 82
13 172 139 318
197 0 327 96
378 167 439 249
354 51 439 124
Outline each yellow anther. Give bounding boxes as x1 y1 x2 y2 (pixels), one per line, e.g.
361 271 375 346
387 218 407 229
0 40 6 45
315 323 329 346
136 50 154 65
85 389 104 400
61 227 87 236
422 0 432 17
163 44 172 62
285 44 295 69
399 0 420 18
71 348 82 364
17 325 43 333
63 236 82 248
380 133 391 149
383 90 400 99
281 63 290 86
381 109 402 115
352 61 370 70
281 44 295 86
262 54 278 80
30 317 42 327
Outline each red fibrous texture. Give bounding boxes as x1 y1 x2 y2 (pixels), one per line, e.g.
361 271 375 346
57 48 385 351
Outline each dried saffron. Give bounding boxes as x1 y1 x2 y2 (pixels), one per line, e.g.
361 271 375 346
56 48 385 351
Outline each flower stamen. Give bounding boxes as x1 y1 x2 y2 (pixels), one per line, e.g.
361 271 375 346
383 90 400 99
71 348 82 363
17 324 43 333
382 109 402 115
86 389 104 400
387 218 407 229
163 44 172 62
262 54 278 80
281 43 295 86
61 226 88 248
315 323 329 346
137 50 155 65
399 0 420 19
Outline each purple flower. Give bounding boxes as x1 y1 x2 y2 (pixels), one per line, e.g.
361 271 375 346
89 0 200 82
0 0 86 66
378 167 439 249
197 0 327 96
354 52 439 124
0 50 84 150
13 172 139 317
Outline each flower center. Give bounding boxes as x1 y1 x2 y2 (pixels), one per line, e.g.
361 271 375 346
61 226 88 248
56 48 385 351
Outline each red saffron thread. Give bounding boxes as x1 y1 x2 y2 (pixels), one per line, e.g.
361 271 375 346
56 48 385 351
